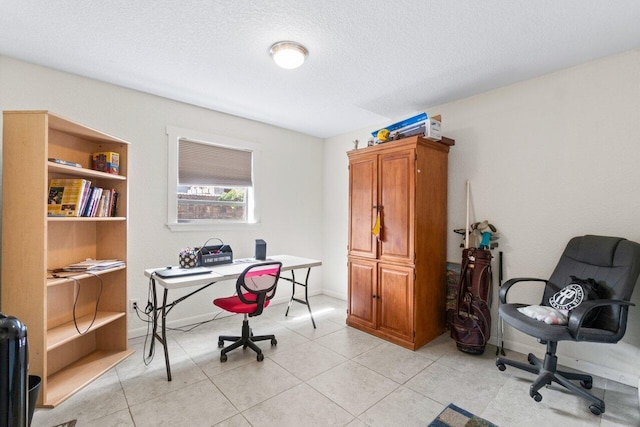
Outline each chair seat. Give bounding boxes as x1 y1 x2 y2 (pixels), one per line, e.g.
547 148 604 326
499 303 618 342
214 293 271 314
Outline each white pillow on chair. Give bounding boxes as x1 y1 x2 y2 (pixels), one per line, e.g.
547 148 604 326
517 305 569 325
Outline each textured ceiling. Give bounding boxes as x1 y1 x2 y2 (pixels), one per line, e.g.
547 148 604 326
1 1 640 138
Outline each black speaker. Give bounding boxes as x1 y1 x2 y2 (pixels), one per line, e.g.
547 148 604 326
255 239 266 260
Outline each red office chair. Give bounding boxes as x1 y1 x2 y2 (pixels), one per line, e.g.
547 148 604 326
213 261 282 362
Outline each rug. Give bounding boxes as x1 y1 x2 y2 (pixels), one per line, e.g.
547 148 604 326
428 403 498 427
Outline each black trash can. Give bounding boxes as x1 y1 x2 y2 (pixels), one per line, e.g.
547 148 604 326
1 313 29 427
28 375 41 426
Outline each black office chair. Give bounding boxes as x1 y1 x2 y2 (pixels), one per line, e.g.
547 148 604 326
213 261 282 362
496 235 640 415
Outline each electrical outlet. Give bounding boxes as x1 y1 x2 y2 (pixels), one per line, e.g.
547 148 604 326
129 299 140 312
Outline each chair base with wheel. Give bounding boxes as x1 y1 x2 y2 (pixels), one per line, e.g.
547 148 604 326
497 341 603 415
217 314 277 362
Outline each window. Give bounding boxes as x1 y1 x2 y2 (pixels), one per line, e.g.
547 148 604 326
167 127 260 229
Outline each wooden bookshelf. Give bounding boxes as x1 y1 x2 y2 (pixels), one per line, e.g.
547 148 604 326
1 110 134 407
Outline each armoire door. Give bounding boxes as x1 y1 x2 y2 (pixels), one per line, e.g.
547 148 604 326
378 149 415 264
377 263 414 342
347 258 377 329
348 155 377 259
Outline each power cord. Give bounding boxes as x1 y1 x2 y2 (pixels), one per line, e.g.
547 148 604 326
141 274 156 365
70 272 103 335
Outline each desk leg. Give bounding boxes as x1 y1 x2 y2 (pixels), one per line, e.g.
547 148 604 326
149 278 158 358
161 288 172 381
284 268 316 328
151 278 173 381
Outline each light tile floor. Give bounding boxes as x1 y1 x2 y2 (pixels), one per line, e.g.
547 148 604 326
33 295 640 427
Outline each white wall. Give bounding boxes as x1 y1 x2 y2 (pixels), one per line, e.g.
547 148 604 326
323 49 640 385
0 56 325 334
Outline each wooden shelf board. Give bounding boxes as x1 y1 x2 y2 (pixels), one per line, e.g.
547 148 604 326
47 311 126 350
47 266 126 287
48 216 126 222
43 348 134 408
48 162 126 180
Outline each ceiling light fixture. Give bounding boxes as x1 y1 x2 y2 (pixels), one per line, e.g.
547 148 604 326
269 41 308 69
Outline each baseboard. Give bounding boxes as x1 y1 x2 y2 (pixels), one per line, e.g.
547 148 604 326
320 289 347 301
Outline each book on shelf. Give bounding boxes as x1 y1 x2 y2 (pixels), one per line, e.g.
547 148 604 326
78 180 93 215
82 187 96 216
47 179 91 217
48 158 82 168
62 259 125 272
96 192 107 217
89 187 103 217
96 188 112 217
103 189 116 217
110 192 119 217
79 187 119 217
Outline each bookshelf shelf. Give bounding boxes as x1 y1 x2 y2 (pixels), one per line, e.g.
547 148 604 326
48 216 126 222
47 311 126 350
45 349 134 408
47 266 126 287
48 162 127 180
2 110 132 407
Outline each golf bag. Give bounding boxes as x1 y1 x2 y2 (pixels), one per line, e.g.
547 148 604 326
451 248 492 354
1 313 29 427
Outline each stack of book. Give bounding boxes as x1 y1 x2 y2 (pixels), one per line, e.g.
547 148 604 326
47 179 119 217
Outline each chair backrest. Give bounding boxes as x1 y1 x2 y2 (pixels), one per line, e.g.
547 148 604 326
236 261 282 316
543 235 640 336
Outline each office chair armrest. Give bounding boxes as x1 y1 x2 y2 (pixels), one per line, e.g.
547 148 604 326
568 299 636 338
499 277 548 304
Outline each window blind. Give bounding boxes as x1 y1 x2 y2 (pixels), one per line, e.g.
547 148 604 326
178 139 252 187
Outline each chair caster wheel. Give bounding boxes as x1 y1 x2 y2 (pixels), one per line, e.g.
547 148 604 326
257 352 264 362
218 340 224 348
589 404 603 415
271 338 277 346
527 354 536 364
531 392 542 402
580 379 593 389
496 362 506 371
220 354 228 362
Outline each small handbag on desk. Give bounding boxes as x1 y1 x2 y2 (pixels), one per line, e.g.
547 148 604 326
179 248 198 268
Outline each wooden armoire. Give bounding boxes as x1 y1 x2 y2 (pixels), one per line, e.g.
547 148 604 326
346 135 454 350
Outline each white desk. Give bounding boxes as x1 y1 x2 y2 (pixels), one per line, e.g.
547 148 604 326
144 254 322 381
